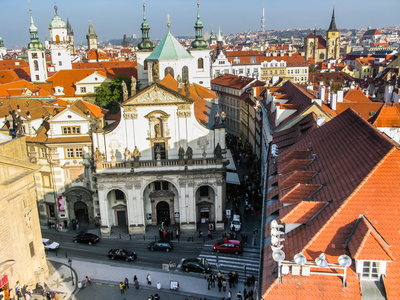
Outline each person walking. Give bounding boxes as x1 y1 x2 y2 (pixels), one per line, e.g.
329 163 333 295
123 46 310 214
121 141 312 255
222 279 227 292
134 276 139 290
86 276 91 286
124 277 129 289
217 280 222 292
146 274 152 285
119 282 124 294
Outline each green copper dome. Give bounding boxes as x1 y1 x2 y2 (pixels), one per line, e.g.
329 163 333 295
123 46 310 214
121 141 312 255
28 14 44 50
49 7 66 29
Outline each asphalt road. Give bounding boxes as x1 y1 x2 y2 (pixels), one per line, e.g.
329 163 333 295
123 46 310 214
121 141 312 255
42 231 206 273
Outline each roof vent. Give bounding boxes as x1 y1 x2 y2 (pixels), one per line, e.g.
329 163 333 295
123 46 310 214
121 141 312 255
312 153 317 160
369 111 376 116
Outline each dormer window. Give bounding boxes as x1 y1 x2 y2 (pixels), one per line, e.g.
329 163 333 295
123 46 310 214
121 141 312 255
62 126 81 134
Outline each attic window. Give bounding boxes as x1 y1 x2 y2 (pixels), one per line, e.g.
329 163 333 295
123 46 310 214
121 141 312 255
95 77 98 81
68 115 72 119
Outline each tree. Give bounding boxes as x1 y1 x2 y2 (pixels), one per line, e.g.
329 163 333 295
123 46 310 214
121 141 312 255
95 74 132 113
309 65 317 73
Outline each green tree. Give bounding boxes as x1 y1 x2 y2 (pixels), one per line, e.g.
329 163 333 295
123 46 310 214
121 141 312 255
95 74 132 113
309 65 317 73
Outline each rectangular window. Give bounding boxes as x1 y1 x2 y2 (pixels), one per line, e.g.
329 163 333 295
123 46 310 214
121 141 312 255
65 147 83 158
40 148 47 158
153 142 166 160
58 61 62 66
200 186 209 197
362 261 380 280
48 204 55 218
42 173 52 187
29 241 35 257
62 126 81 134
80 87 86 93
35 75 40 81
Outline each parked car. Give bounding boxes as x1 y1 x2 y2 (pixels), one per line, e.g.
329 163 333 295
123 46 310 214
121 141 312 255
107 249 137 261
181 258 211 273
147 241 173 252
213 239 243 255
230 214 241 231
42 238 59 250
73 233 100 245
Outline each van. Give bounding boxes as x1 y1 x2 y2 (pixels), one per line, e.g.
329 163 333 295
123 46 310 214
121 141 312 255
230 214 241 231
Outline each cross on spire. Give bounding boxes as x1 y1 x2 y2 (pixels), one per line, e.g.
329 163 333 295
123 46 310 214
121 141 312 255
54 5 58 15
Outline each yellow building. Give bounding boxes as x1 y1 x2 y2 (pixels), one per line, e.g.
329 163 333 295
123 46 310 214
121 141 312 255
0 135 48 299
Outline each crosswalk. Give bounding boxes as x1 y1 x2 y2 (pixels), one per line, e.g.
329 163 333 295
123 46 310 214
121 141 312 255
198 243 260 278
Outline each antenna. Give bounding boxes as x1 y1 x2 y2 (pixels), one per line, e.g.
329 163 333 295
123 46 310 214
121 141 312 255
315 253 328 268
294 253 307 266
272 250 285 262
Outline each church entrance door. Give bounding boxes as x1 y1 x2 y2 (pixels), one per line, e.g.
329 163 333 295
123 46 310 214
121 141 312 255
157 201 170 226
74 200 89 224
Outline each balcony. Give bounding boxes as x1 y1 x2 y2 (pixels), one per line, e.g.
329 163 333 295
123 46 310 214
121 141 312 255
96 157 225 174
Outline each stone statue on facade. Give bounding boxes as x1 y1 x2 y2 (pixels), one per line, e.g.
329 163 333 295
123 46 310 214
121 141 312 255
214 112 220 125
131 76 137 96
186 146 193 160
94 147 104 163
178 144 185 159
121 80 128 101
124 147 131 161
184 79 190 97
177 75 183 94
133 146 141 161
152 61 159 84
154 122 162 137
155 146 161 160
214 143 222 158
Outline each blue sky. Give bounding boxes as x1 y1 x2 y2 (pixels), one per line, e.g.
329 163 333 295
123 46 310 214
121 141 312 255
0 0 399 48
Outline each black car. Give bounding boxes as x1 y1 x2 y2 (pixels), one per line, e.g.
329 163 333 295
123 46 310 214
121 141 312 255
147 241 173 252
73 233 100 245
107 249 137 261
181 258 211 273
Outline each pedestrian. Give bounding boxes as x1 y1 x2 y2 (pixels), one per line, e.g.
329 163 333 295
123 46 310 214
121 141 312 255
217 280 222 292
207 229 211 239
211 274 216 287
124 277 129 289
222 279 227 292
154 294 160 300
176 228 180 240
146 274 152 285
236 291 242 300
244 288 247 299
76 220 79 230
119 282 124 294
134 277 139 290
207 276 211 290
228 290 232 300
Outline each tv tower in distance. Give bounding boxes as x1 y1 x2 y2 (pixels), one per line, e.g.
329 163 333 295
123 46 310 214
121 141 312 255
261 3 265 32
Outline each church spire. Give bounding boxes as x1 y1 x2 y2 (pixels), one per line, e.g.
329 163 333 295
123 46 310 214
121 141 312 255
28 7 43 50
137 1 155 51
191 0 208 50
328 7 338 32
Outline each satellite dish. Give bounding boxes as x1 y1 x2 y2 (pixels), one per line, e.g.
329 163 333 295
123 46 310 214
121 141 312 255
315 253 328 268
294 253 307 266
271 244 283 252
271 228 284 236
271 236 285 246
272 250 285 262
271 220 284 229
338 255 352 267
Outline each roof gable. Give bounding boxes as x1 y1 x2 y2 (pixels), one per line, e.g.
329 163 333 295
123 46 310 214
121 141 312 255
49 107 89 123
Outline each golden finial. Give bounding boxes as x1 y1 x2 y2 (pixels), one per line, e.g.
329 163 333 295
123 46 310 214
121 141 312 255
198 0 200 6
167 14 170 29
143 0 145 8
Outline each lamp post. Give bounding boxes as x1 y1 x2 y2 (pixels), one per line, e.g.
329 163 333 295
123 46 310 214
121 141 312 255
68 258 74 286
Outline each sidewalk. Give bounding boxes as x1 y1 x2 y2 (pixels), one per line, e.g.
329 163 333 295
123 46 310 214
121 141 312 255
44 256 247 300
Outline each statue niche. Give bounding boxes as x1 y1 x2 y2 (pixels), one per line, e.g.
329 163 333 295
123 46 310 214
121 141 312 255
154 118 163 138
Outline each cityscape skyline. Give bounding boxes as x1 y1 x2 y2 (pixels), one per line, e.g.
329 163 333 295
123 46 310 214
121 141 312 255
0 0 399 48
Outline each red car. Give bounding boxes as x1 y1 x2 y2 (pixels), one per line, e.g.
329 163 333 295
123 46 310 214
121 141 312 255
213 239 243 255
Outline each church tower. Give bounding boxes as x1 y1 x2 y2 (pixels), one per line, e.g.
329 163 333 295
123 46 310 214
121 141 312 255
87 23 98 50
137 1 156 87
326 8 340 60
49 6 72 71
28 10 47 82
189 0 211 87
67 18 76 55
0 36 6 59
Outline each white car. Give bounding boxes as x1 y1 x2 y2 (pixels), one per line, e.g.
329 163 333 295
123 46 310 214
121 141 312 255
42 238 60 250
230 215 242 232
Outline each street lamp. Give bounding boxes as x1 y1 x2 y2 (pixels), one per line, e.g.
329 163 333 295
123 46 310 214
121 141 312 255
68 259 74 286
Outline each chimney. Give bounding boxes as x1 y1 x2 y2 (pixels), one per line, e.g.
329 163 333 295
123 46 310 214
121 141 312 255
318 86 326 101
337 90 344 103
331 93 337 111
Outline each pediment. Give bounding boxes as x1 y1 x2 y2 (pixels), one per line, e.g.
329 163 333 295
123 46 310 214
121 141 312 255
122 84 193 107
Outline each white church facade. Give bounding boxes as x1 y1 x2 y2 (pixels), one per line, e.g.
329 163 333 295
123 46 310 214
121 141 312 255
93 80 227 236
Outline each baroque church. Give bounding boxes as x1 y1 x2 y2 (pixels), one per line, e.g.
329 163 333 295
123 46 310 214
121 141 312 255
304 8 340 63
93 1 226 236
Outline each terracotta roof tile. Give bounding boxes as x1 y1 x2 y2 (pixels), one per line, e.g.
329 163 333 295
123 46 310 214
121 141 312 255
281 201 327 224
280 183 322 204
211 74 255 89
369 103 400 127
343 88 371 103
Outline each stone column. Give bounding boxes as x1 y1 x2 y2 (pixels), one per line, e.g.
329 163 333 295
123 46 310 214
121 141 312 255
215 181 224 231
130 181 145 234
98 184 111 236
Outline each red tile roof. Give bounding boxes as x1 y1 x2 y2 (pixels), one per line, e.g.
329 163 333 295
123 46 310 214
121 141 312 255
211 74 255 89
368 103 400 127
343 88 371 103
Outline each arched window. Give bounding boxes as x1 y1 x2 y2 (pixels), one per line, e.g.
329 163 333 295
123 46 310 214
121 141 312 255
33 60 39 71
198 58 204 69
55 35 60 42
164 67 174 78
144 60 148 70
182 66 189 82
319 53 325 60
